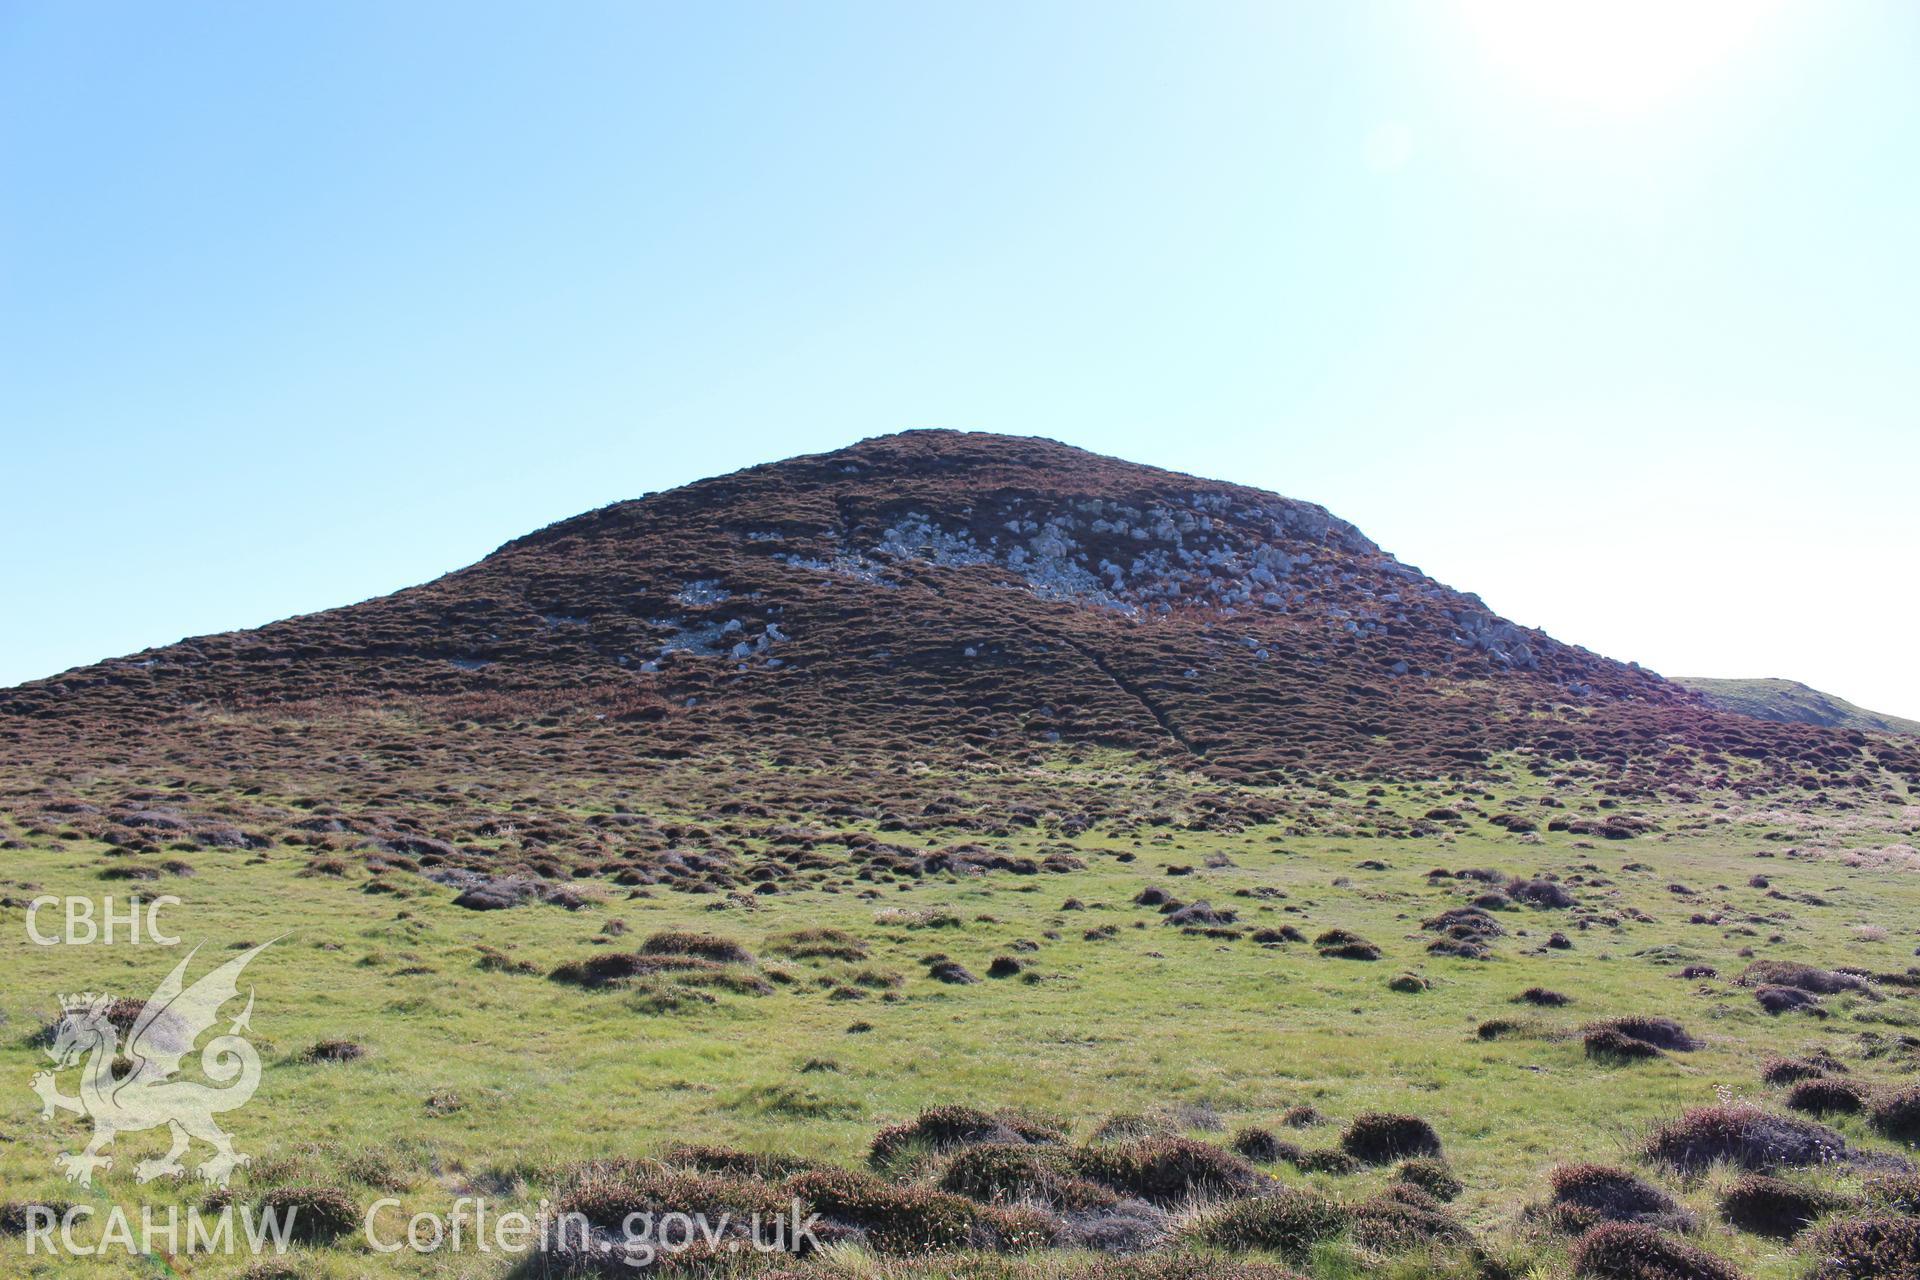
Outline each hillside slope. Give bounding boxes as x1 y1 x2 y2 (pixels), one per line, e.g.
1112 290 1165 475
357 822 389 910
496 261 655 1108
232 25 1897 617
1674 676 1920 737
5 431 1894 779
0 432 1913 881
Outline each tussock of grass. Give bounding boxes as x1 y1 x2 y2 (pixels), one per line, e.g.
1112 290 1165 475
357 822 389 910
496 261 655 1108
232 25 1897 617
639 929 757 965
1870 1086 1920 1143
1569 1221 1742 1280
1786 1077 1868 1116
1546 1163 1693 1234
1066 1137 1263 1205
1717 1172 1847 1239
786 1167 980 1253
1802 1216 1920 1280
1187 1188 1348 1260
1339 1113 1442 1164
1642 1104 1847 1173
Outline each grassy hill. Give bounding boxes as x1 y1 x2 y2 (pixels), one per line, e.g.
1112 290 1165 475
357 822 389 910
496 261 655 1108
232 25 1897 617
5 435 1919 1279
1675 676 1920 737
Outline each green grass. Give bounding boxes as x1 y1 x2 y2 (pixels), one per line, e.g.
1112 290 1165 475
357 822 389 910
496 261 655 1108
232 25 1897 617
1675 676 1920 737
2 779 1918 1277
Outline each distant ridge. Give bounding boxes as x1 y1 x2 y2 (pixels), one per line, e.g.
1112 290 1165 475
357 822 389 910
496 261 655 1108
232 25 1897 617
1674 677 1920 738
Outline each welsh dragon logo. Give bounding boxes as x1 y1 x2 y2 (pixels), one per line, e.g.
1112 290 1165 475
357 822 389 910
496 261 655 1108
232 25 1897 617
31 941 274 1188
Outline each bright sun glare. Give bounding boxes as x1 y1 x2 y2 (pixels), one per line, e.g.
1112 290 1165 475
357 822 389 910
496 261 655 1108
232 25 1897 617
1458 0 1787 112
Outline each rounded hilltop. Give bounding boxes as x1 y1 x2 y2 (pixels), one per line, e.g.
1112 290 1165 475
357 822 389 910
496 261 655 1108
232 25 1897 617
3 431 1913 797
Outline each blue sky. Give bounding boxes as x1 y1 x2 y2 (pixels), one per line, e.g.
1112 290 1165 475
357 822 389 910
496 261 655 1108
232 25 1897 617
3 2 1916 714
